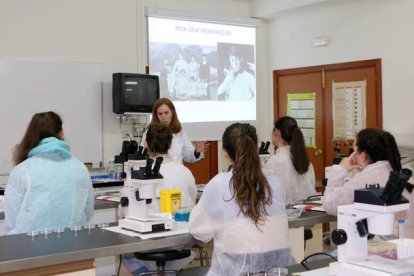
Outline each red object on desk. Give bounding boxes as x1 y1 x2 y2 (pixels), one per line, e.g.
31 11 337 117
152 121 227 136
303 205 325 212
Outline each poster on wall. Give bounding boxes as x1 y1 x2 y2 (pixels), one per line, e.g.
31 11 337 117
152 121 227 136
332 80 367 139
287 92 316 148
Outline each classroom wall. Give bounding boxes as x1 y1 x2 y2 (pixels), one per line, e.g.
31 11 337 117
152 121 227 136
0 0 266 178
2 0 411 182
265 0 414 144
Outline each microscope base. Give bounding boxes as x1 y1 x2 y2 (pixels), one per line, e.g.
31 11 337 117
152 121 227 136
119 217 173 233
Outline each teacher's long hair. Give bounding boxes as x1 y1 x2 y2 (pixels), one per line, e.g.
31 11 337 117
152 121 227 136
13 111 62 165
151 98 182 133
223 123 272 228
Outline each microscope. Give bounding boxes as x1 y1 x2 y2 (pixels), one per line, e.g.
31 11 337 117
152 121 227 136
330 168 414 275
122 146 148 179
118 155 173 233
259 141 272 165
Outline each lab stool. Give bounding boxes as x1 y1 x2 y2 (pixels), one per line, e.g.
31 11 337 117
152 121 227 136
134 249 192 276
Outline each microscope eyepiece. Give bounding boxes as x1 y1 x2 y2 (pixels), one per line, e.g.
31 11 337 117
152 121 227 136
152 156 164 176
381 168 412 203
144 157 154 177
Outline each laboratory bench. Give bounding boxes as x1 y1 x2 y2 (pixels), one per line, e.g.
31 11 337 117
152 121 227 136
0 224 196 274
0 195 336 274
0 211 335 275
288 211 335 228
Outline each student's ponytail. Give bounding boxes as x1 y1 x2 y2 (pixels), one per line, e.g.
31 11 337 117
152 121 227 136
381 131 401 172
222 123 272 228
380 131 414 194
290 126 311 174
274 116 310 174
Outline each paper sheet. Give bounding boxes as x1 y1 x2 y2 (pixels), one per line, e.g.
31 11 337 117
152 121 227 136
96 195 121 202
332 80 366 139
287 92 316 148
104 222 190 240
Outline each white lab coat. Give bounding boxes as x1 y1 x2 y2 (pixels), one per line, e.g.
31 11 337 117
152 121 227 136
189 170 295 276
322 161 392 215
141 129 202 164
263 146 316 204
156 156 197 207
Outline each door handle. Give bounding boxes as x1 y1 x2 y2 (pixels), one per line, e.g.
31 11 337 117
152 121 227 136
314 149 323 156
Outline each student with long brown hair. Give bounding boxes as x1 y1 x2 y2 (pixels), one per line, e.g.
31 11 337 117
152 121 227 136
189 123 295 275
4 111 94 234
141 97 208 163
264 116 316 204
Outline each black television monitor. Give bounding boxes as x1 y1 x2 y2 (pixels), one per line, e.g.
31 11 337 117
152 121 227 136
112 73 160 114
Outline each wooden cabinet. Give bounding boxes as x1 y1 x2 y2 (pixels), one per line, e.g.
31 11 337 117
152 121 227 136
184 141 218 184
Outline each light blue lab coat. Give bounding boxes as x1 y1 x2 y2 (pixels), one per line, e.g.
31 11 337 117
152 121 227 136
5 137 94 234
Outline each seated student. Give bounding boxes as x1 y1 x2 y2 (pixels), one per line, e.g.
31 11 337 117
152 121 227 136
4 111 94 235
189 123 295 276
322 128 414 238
122 123 197 275
144 123 197 207
263 116 316 204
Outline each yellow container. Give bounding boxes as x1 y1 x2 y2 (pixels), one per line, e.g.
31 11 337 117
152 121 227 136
160 189 181 215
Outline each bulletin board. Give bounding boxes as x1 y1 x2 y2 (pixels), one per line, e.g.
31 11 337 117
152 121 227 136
332 80 367 139
287 92 316 148
0 59 103 175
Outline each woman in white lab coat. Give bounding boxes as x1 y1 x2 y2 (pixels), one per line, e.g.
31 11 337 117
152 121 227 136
141 98 208 164
189 123 295 276
322 128 414 238
263 116 316 204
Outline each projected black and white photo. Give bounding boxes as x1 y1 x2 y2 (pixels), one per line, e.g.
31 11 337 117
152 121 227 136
148 42 218 101
148 16 256 125
216 43 255 101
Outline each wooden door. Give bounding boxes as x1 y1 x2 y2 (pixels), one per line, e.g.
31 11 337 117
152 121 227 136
184 141 218 184
323 62 382 167
274 71 325 181
273 59 382 181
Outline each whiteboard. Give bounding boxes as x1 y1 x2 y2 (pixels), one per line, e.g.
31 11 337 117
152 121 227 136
0 59 103 175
